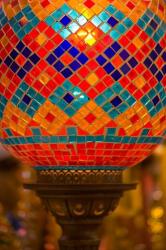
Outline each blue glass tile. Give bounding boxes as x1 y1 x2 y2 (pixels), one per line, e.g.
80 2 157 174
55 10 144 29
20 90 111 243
120 63 130 74
69 47 79 57
104 47 115 59
16 41 25 51
155 44 162 54
150 19 158 29
110 96 122 107
10 49 18 59
156 71 163 81
111 42 121 52
23 61 33 71
128 57 138 68
10 62 19 72
107 16 118 27
17 68 26 78
60 15 71 26
104 63 115 74
60 40 71 50
111 70 122 81
149 50 158 60
150 64 158 74
22 47 32 57
54 47 64 57
144 58 152 67
61 68 72 78
119 50 129 60
22 94 31 105
29 54 40 64
162 65 166 75
54 61 64 71
77 53 88 64
69 60 81 71
46 54 57 65
96 55 107 65
4 56 12 66
152 95 160 106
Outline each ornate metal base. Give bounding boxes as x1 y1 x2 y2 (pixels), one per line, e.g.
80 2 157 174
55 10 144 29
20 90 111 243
25 170 136 250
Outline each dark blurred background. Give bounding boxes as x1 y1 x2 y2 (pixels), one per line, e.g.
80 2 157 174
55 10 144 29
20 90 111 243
0 143 166 250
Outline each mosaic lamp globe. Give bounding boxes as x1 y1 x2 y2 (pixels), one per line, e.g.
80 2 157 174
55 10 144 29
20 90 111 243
0 0 166 171
0 1 166 249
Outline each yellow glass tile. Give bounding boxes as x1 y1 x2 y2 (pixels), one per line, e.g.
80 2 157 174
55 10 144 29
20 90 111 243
33 100 68 135
83 9 94 19
1 102 31 136
86 73 98 86
80 107 89 117
36 33 47 45
72 101 110 134
1 36 8 47
133 37 144 49
92 4 102 15
85 34 96 46
77 29 88 39
1 76 10 88
38 72 50 85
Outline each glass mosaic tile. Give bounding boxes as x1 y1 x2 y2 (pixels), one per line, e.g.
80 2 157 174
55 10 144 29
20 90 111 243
0 0 165 170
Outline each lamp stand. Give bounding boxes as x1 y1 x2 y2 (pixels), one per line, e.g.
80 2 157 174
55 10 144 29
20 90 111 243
25 170 136 250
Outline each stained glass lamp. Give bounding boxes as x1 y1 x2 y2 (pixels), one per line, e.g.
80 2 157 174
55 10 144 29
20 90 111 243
0 0 166 249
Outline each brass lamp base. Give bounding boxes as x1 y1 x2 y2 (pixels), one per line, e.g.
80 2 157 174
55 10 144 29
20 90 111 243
25 170 136 250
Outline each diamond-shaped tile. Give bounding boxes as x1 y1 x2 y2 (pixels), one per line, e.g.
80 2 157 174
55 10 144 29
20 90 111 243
72 100 110 134
49 80 89 117
33 100 68 135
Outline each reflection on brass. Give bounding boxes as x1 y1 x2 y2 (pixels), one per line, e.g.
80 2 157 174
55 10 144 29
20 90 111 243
73 203 86 216
39 169 122 185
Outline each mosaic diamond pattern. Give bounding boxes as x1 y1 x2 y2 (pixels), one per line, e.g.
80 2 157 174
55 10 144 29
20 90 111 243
9 6 40 39
0 0 166 169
